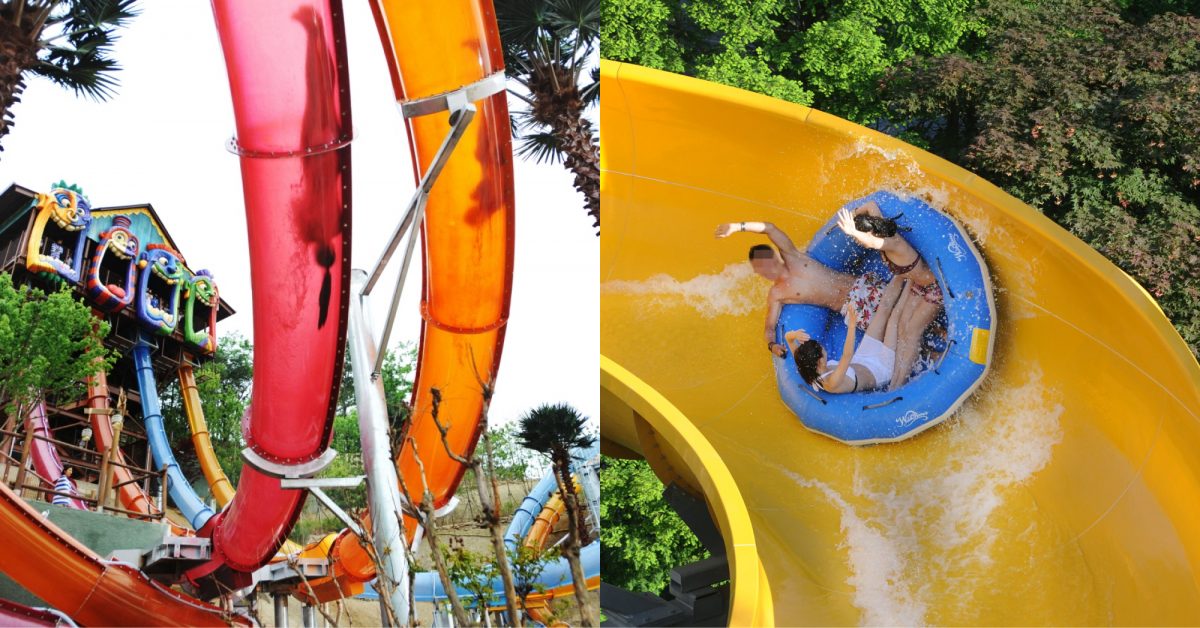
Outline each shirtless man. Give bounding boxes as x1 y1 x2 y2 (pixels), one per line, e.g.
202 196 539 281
715 221 888 358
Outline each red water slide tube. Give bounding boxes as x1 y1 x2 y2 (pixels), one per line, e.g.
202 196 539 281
189 0 353 579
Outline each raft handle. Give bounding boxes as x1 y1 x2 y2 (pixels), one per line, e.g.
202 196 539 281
799 384 827 405
933 339 957 375
934 257 956 300
862 396 903 411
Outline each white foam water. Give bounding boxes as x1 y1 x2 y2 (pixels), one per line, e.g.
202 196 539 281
601 263 761 319
783 367 1064 626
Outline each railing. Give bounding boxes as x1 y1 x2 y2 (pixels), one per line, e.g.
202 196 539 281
0 425 167 522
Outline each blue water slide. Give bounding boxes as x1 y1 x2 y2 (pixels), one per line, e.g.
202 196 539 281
410 541 601 604
132 332 215 530
504 473 558 550
411 443 602 604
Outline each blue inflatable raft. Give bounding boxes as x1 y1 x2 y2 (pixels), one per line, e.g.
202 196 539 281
775 191 996 444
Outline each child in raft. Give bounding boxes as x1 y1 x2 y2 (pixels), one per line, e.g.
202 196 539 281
786 277 910 393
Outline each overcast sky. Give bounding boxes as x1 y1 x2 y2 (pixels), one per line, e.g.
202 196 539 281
0 2 598 429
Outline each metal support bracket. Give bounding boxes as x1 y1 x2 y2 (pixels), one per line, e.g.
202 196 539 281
366 104 476 379
242 447 337 480
364 71 505 380
280 478 365 538
400 71 505 119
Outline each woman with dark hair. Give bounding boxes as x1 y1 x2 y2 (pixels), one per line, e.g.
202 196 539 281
836 201 944 388
785 278 909 393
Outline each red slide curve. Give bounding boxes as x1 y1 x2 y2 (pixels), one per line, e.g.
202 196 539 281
187 0 353 583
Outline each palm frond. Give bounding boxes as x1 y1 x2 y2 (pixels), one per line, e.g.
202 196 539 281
515 131 564 165
517 402 594 458
31 0 139 102
32 54 120 100
580 66 599 109
547 0 599 46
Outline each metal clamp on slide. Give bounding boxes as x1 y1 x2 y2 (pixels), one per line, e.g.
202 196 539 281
399 71 505 119
364 71 507 379
241 447 338 480
225 134 354 159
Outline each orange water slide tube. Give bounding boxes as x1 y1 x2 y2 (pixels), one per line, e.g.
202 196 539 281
370 0 515 531
178 364 235 508
0 480 245 625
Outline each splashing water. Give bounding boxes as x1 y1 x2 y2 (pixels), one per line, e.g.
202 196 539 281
601 263 761 319
783 366 1064 626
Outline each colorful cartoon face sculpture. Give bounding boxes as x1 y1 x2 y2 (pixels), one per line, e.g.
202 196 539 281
25 183 93 283
85 216 140 313
136 244 186 335
183 270 219 354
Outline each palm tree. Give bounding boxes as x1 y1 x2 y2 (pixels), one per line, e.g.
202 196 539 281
0 1 138 153
496 0 600 235
518 402 596 626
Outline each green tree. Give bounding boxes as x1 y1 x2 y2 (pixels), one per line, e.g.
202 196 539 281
496 0 601 233
509 544 561 618
0 271 114 419
600 0 983 122
0 1 138 152
488 422 536 481
517 402 596 626
882 0 1200 354
599 456 708 594
443 539 500 620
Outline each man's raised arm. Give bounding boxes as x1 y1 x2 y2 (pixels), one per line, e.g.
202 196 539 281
715 221 801 257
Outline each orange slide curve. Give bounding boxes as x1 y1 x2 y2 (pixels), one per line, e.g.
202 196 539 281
371 0 515 537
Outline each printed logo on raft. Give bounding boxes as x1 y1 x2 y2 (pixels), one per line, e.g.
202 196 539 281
947 233 966 262
896 409 928 427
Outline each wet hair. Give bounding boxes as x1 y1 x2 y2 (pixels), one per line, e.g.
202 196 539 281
748 244 775 261
792 339 825 387
853 213 910 238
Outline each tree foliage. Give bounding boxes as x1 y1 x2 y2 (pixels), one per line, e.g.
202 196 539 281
497 0 601 233
0 1 139 152
599 456 707 595
882 0 1200 354
442 538 499 612
600 0 982 120
0 272 115 416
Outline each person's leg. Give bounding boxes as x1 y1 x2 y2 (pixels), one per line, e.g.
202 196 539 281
864 277 905 341
890 295 941 390
884 283 910 350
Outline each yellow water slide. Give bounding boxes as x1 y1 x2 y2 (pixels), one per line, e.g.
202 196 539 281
600 61 1200 625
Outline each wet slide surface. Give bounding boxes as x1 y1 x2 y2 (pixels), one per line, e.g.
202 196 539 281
600 62 1200 625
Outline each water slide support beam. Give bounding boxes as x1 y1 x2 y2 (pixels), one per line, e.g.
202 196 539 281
274 593 288 627
367 102 476 379
348 268 411 625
